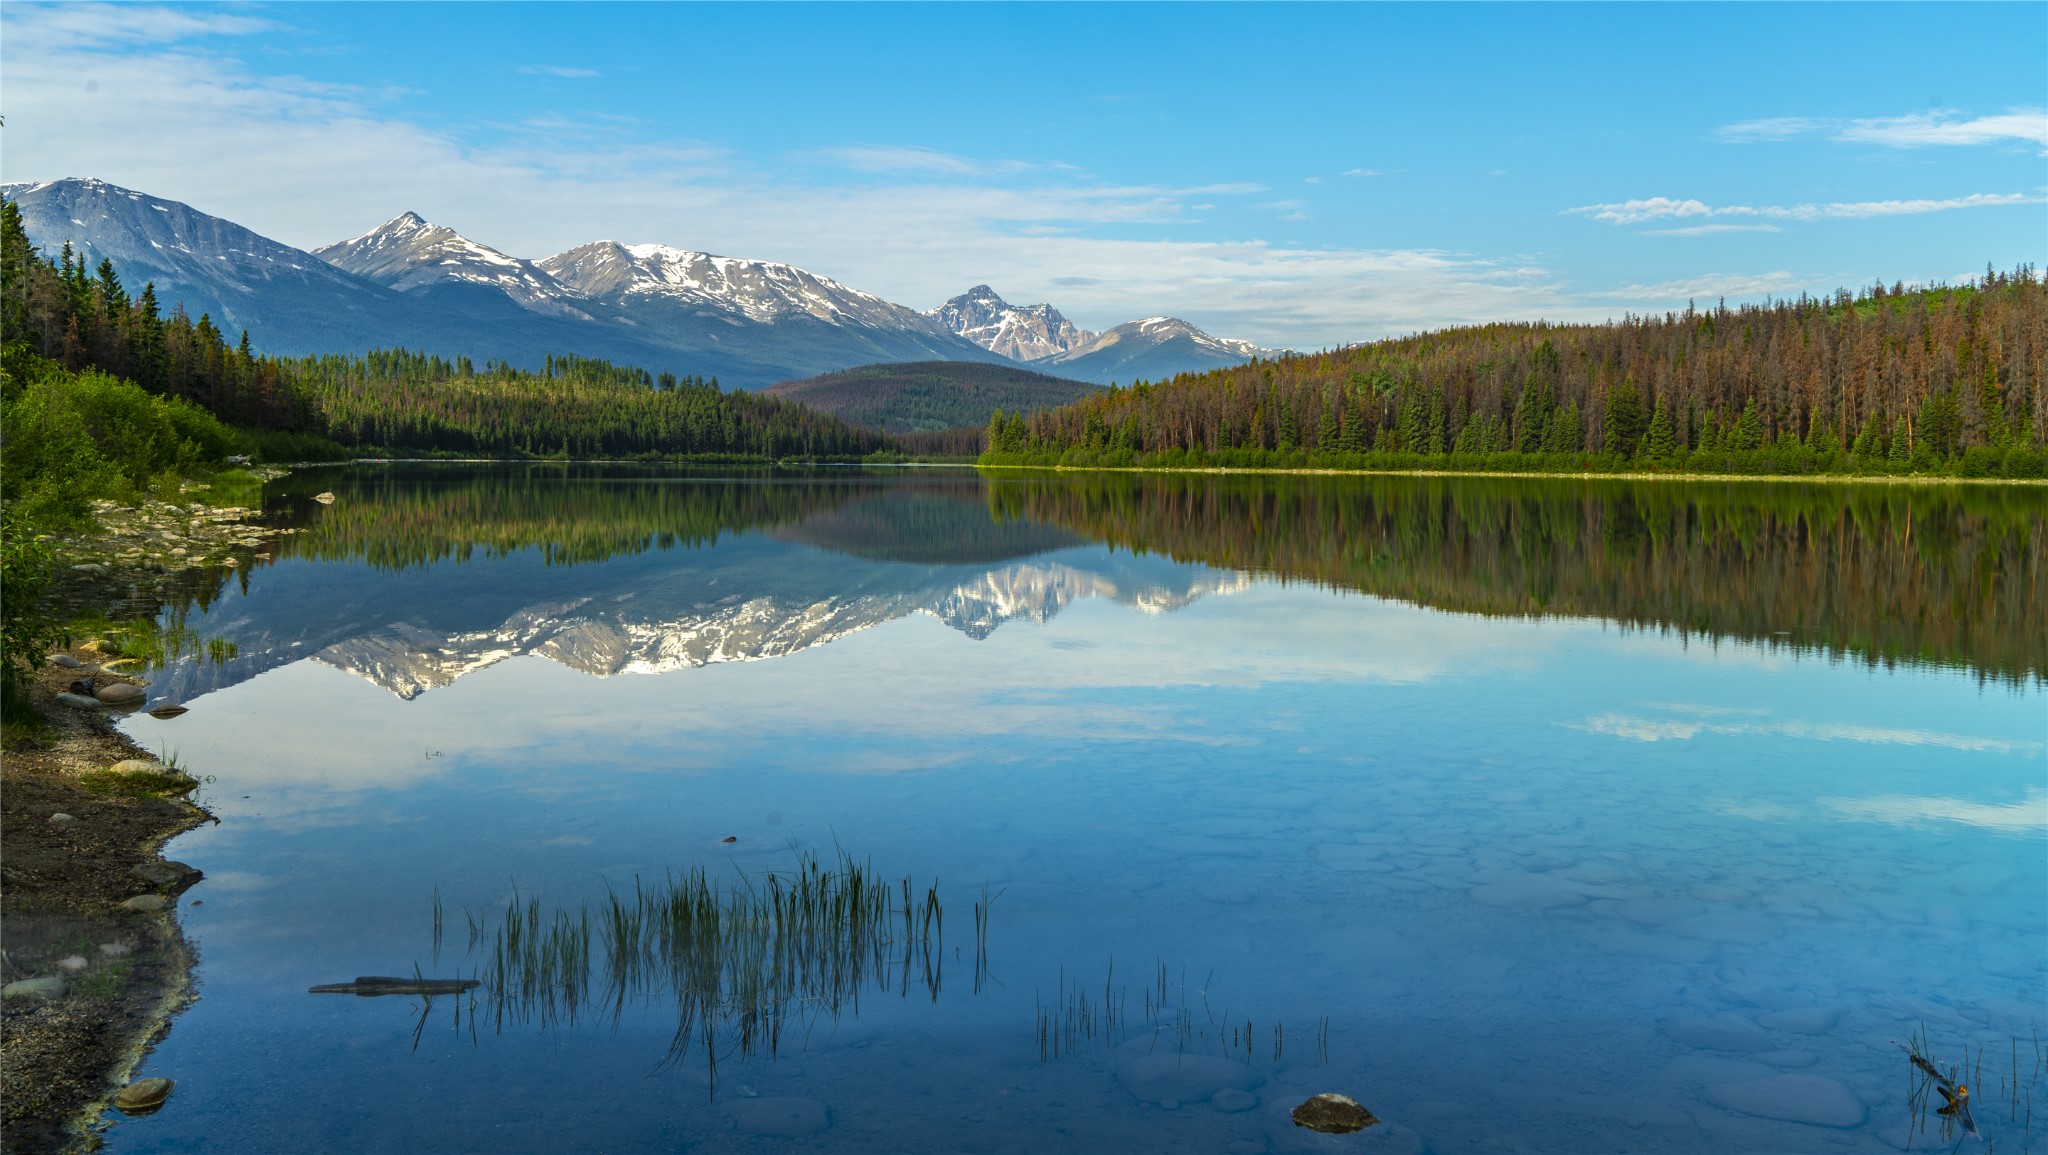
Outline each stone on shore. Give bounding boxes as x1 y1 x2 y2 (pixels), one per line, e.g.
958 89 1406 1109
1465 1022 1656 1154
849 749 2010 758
135 860 202 887
49 654 85 669
55 692 103 709
119 894 169 912
114 1078 175 1115
3 977 67 1000
95 683 146 707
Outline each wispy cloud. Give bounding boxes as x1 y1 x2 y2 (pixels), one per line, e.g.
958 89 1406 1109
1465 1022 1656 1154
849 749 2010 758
1639 223 1783 237
1342 168 1389 177
0 2 1706 347
1718 107 2048 149
518 65 599 79
1576 710 2041 754
1823 788 2048 831
1567 192 2041 227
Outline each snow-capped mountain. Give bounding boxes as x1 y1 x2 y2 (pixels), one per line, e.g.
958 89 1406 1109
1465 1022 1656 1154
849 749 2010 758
1037 316 1286 384
5 176 1286 391
314 212 592 320
930 285 1096 362
543 241 942 331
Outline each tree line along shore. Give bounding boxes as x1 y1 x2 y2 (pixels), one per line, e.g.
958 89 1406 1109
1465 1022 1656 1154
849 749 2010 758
982 266 2047 479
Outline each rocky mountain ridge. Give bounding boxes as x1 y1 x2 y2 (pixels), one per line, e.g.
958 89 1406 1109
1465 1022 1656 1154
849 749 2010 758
4 177 1286 390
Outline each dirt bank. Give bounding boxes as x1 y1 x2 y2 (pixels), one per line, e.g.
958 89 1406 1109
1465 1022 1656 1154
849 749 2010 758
0 652 212 1155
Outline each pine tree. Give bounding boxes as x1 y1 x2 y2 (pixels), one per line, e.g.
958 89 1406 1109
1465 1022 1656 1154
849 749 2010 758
1641 395 1678 460
1603 380 1646 455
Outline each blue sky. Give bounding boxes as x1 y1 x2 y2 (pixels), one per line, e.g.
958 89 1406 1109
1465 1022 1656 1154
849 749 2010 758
2 2 2042 348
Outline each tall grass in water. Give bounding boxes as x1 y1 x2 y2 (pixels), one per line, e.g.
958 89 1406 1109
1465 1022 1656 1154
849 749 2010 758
1036 956 1328 1071
1901 1024 2045 1152
455 848 978 1088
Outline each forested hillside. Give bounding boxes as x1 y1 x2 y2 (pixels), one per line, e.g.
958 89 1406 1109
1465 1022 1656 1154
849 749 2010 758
761 360 1099 433
984 267 2048 478
0 201 885 462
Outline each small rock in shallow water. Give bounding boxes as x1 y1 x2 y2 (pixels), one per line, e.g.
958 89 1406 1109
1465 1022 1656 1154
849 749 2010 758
1119 1054 1261 1106
728 1096 828 1136
1213 1088 1258 1113
119 894 169 912
3 976 66 1000
55 692 102 709
114 1078 174 1115
1706 1073 1865 1127
135 860 201 887
720 836 738 844
313 492 336 504
148 704 189 719
1292 1093 1380 1134
1663 1013 1769 1052
95 683 146 707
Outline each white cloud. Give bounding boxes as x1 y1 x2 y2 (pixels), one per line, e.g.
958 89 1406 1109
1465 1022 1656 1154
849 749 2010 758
0 2 1850 348
1342 169 1388 177
1574 710 2041 754
1823 788 2048 831
1718 107 2048 150
518 65 600 79
1640 224 1783 237
1568 192 2041 227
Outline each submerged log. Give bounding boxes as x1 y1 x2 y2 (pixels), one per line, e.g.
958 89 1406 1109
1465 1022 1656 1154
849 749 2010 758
308 976 480 997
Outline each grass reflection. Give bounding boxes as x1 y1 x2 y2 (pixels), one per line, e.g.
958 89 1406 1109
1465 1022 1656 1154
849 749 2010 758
419 849 981 1090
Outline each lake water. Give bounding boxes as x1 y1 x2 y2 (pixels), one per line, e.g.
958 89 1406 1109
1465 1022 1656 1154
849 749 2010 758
107 466 2045 1154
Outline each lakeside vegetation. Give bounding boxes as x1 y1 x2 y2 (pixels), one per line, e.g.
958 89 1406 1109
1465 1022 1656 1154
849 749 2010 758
981 267 2047 480
760 360 1099 433
124 466 2048 687
985 471 2046 686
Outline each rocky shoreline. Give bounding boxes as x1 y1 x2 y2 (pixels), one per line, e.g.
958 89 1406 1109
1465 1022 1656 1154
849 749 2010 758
2 484 286 1154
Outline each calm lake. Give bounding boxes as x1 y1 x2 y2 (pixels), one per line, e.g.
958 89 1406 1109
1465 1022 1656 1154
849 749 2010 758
109 465 2044 1154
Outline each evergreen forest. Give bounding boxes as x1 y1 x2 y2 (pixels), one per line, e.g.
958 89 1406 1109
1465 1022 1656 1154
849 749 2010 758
983 268 2048 479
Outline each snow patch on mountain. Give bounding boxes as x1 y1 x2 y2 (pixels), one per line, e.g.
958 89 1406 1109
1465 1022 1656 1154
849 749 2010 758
314 212 593 320
929 285 1096 362
540 240 954 333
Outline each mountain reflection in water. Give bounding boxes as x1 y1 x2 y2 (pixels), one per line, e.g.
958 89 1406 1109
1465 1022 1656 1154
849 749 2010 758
147 464 2044 704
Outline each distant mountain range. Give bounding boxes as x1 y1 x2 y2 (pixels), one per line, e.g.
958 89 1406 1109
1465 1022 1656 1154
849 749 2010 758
2 177 1285 392
927 285 1283 383
761 361 1101 432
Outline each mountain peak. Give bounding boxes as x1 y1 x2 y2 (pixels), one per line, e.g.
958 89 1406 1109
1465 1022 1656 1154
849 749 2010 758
314 213 589 318
930 286 1094 363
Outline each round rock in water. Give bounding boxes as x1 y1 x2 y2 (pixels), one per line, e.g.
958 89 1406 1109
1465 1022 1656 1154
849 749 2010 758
1213 1088 1258 1113
1707 1073 1866 1127
135 860 202 887
728 1096 828 1137
114 1077 174 1115
148 704 190 720
1663 1013 1769 1052
95 683 146 707
1118 1054 1262 1105
1292 1093 1380 1134
2 976 66 1001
